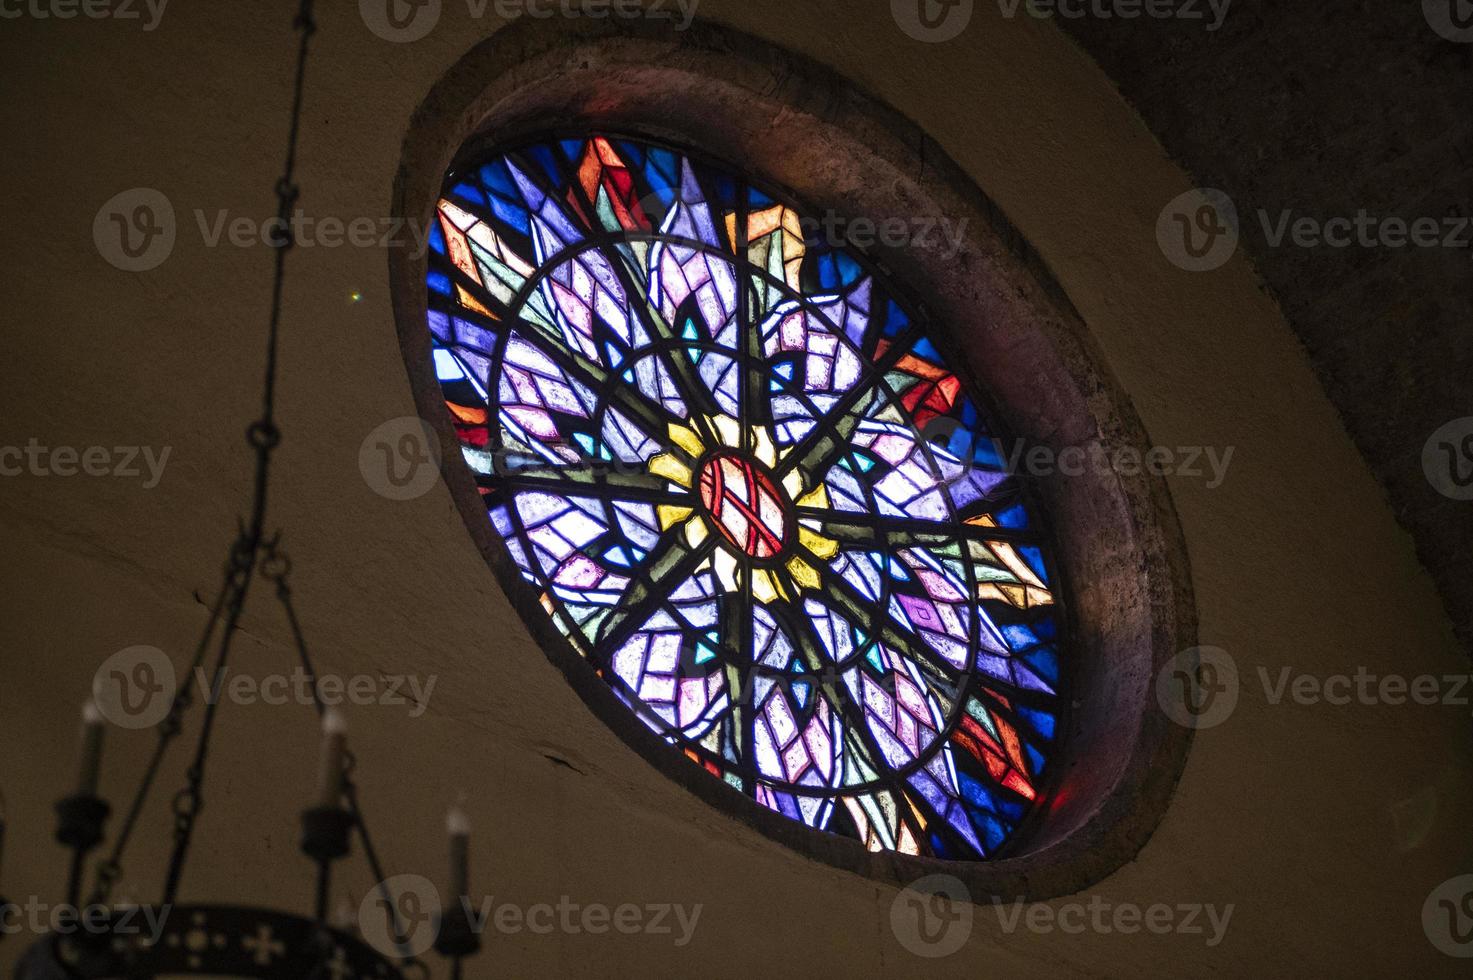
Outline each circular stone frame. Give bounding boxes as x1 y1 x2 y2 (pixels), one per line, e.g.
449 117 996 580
388 17 1198 900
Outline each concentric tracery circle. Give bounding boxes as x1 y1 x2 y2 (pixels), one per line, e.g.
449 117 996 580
423 133 1067 861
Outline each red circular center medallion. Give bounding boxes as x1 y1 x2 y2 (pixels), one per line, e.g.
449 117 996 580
697 452 789 560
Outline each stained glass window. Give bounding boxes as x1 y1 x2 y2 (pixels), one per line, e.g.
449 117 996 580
423 134 1065 861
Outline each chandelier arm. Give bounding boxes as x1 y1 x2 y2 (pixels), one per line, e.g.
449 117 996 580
346 781 424 966
160 535 265 907
84 550 241 908
266 547 425 970
265 543 323 720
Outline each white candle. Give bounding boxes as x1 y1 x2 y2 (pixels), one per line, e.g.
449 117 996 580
316 709 348 810
447 804 470 899
78 701 106 798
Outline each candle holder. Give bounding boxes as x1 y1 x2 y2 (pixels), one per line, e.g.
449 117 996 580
54 794 110 853
434 898 483 959
300 806 355 864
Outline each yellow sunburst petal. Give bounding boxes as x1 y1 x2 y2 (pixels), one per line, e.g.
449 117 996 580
685 518 709 548
657 505 694 530
799 528 839 561
753 428 778 468
712 415 742 448
783 470 806 499
795 483 830 510
667 422 705 459
713 548 740 593
786 556 822 592
649 454 693 488
751 568 782 604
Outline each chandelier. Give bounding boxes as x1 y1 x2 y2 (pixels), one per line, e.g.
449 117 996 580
0 4 481 977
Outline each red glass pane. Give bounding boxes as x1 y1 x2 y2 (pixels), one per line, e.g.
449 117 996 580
698 452 788 560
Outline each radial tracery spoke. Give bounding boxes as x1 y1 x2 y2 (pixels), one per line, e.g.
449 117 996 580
593 535 719 662
774 326 922 480
798 508 1040 546
558 161 728 432
490 471 693 505
500 314 680 439
796 558 962 691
